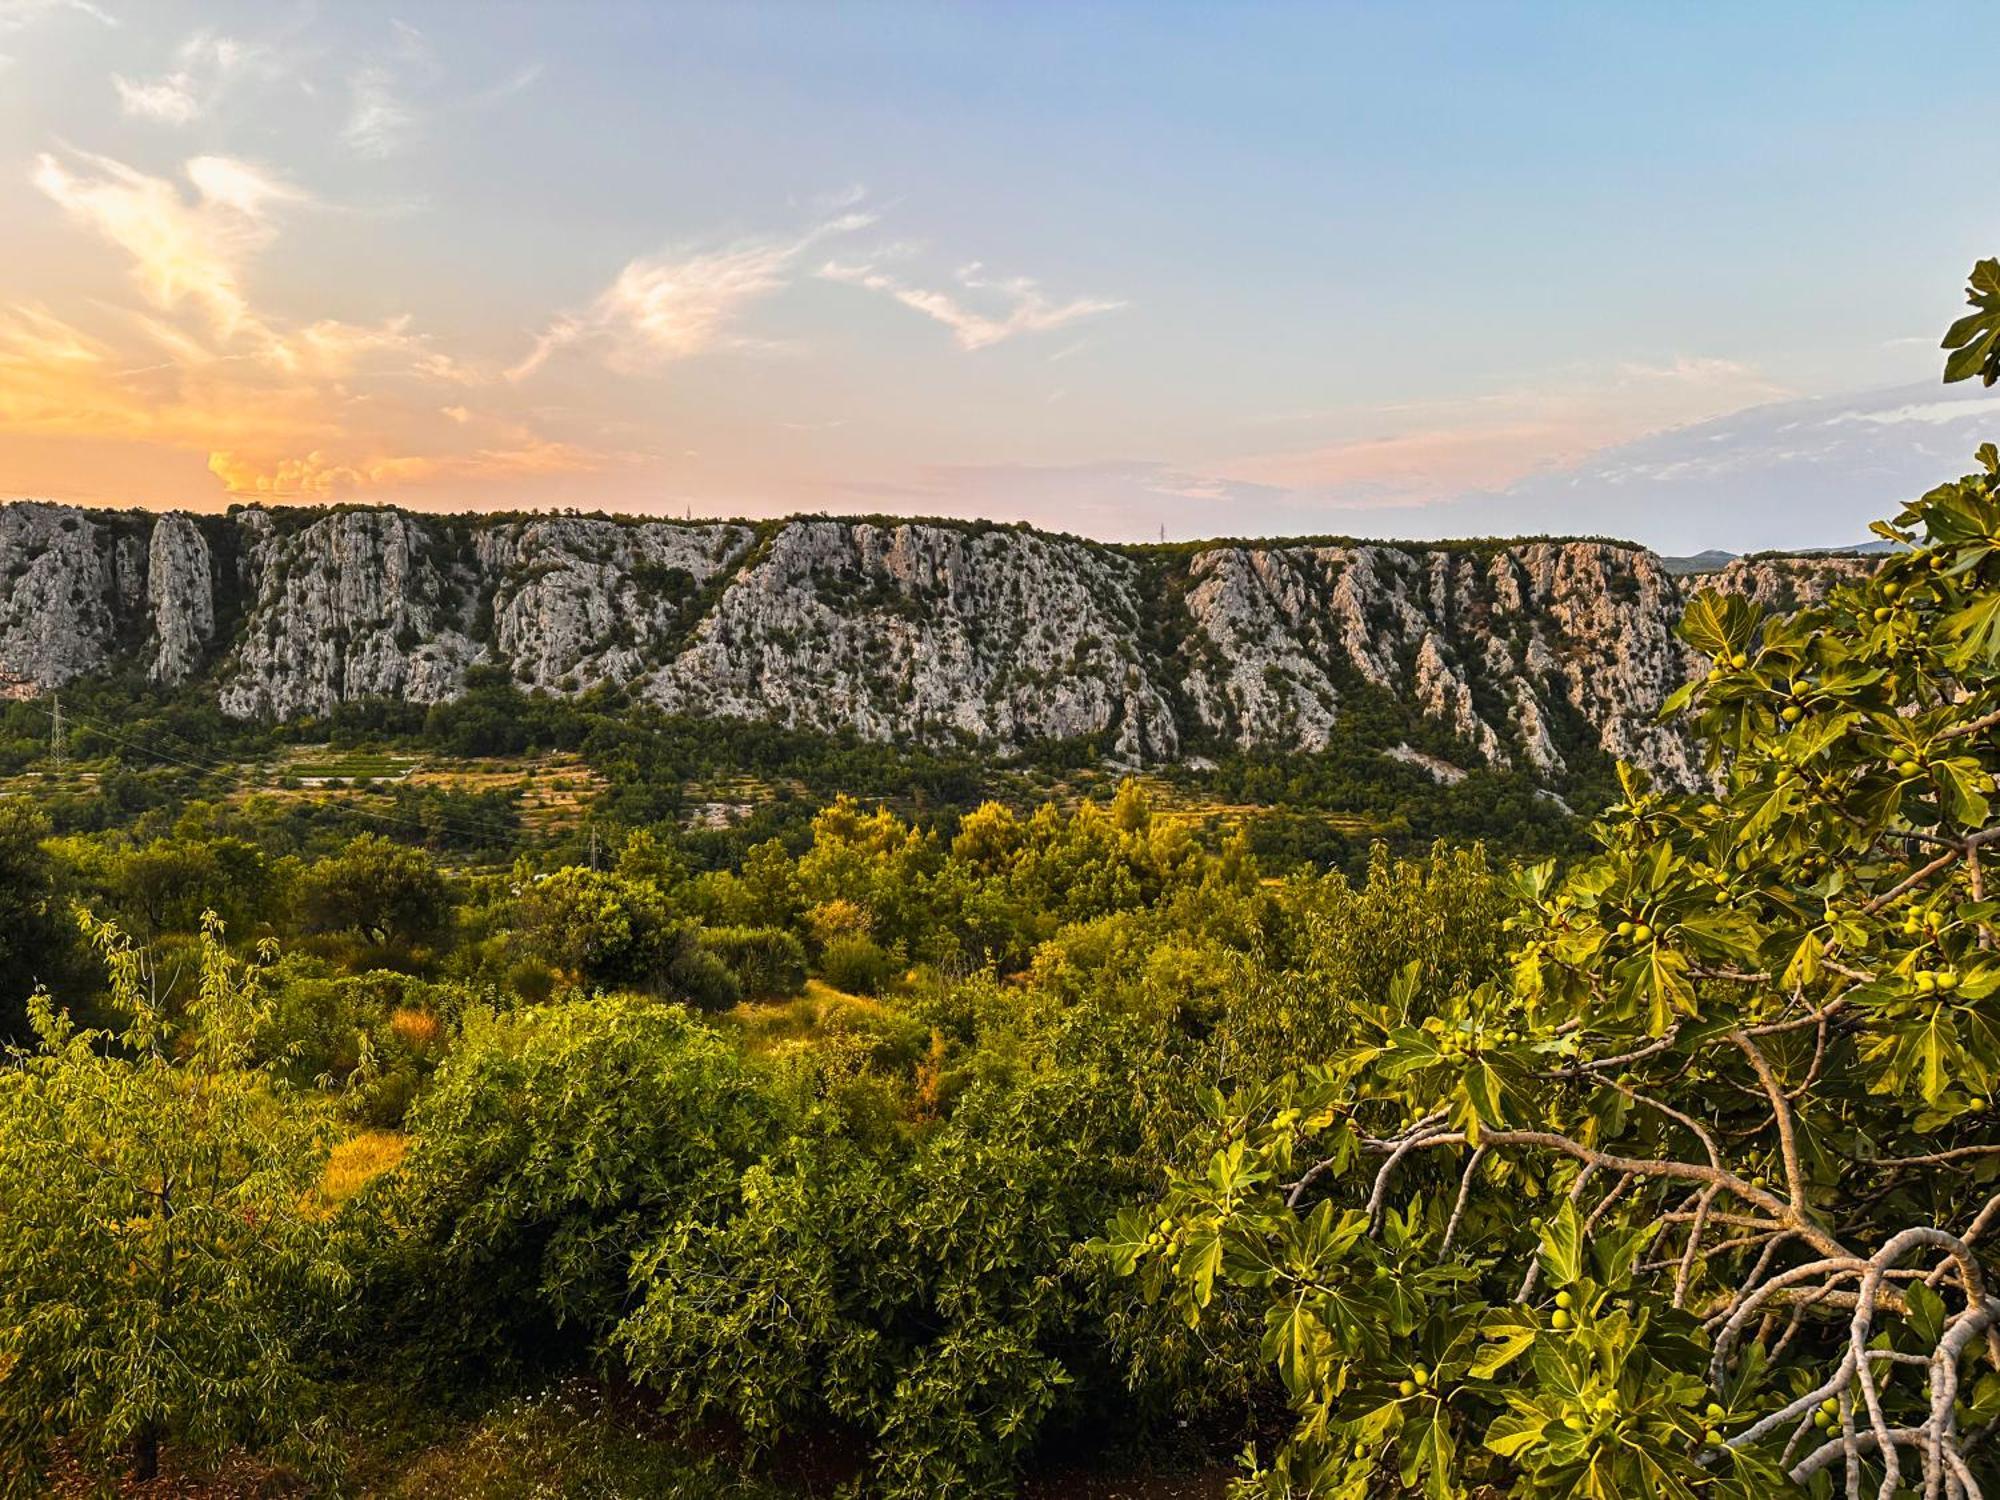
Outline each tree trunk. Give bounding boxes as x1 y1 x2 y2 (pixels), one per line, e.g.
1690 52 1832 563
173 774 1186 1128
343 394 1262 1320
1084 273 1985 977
133 1422 160 1482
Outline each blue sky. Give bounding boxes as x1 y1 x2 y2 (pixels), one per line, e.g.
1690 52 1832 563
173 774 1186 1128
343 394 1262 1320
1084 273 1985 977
0 0 1995 549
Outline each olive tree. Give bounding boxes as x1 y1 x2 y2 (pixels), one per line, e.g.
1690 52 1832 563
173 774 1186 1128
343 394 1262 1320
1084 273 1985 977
0 913 342 1493
1102 274 2000 1497
297 832 451 951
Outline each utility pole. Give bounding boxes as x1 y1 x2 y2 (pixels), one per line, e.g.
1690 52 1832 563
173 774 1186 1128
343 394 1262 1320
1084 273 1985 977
49 693 65 773
588 823 599 871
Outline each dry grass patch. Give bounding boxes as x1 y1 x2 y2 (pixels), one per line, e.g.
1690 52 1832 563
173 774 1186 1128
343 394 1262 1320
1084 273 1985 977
312 1130 409 1214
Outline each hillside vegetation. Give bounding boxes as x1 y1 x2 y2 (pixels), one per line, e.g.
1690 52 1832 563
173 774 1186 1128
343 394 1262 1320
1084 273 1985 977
0 490 1868 795
0 262 1997 1498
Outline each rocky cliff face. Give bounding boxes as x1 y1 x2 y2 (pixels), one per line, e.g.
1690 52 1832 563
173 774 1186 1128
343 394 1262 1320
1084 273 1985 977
145 514 213 686
0 500 1880 787
217 509 487 720
480 516 753 697
1181 541 1709 785
0 503 134 697
644 520 1178 761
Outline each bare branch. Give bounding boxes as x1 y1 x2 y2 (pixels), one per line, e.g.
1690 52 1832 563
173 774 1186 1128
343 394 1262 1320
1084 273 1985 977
1440 1144 1487 1252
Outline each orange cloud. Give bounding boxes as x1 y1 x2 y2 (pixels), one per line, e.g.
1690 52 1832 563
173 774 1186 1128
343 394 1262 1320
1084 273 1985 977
206 436 605 499
0 303 331 450
33 150 301 342
10 147 599 508
512 211 874 379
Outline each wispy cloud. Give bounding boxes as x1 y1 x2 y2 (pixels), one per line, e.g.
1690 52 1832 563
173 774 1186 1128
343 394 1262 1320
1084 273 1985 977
512 211 874 379
113 71 199 122
1224 356 1793 506
466 61 544 108
16 145 603 502
32 151 431 378
1824 394 2000 428
206 434 604 499
0 302 110 368
344 66 415 157
818 259 1124 350
0 0 108 71
0 299 611 502
112 31 267 126
0 0 117 32
337 19 443 159
33 149 302 339
0 302 335 457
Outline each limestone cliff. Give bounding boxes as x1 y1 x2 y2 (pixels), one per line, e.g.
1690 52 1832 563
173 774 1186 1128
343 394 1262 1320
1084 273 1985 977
644 520 1178 760
0 500 1882 786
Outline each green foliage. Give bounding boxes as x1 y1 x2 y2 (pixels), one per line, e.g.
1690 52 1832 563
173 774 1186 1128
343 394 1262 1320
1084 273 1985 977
614 1012 1165 1499
0 801 85 1042
508 865 744 1008
0 914 342 1493
1944 257 2000 387
1100 443 2000 1496
0 770 1510 1493
702 925 809 1001
820 933 896 995
361 995 775 1371
297 832 452 951
63 831 278 940
16 306 2000 1492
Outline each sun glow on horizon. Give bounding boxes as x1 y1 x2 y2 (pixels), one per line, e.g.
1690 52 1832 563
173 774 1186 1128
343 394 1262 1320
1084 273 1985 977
0 1 1990 550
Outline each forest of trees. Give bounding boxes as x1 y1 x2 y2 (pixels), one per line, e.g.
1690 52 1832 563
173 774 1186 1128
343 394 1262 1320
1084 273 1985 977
0 261 1996 1497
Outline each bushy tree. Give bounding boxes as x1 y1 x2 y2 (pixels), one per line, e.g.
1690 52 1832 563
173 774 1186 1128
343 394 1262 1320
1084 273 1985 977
0 801 80 1042
1103 428 2000 1493
97 834 276 938
0 914 341 1493
615 1011 1166 1499
297 832 451 951
703 924 808 1000
512 865 740 1007
359 995 776 1371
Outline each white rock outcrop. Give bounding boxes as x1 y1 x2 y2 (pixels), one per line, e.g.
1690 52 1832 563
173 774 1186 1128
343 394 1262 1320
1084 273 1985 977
217 509 485 719
1181 541 1703 783
0 503 128 699
0 500 1885 786
478 517 752 694
145 514 213 685
646 521 1179 762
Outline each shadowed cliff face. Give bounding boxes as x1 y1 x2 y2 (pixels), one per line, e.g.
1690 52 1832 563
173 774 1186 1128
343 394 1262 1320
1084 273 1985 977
0 501 1874 787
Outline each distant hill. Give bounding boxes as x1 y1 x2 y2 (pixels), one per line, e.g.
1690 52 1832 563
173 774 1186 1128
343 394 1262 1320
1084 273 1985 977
1659 549 1741 576
0 500 1877 791
1663 538 1899 575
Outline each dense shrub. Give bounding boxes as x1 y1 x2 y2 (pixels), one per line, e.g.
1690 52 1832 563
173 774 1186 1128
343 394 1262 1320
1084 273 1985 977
297 833 451 951
703 924 809 1001
665 942 743 1012
356 995 777 1373
820 934 896 996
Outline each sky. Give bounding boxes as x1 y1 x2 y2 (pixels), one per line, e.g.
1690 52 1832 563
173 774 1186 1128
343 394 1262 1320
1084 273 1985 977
0 0 1996 552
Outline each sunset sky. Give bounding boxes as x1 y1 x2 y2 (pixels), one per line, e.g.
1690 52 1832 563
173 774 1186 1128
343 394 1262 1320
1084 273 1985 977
1 0 1996 548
